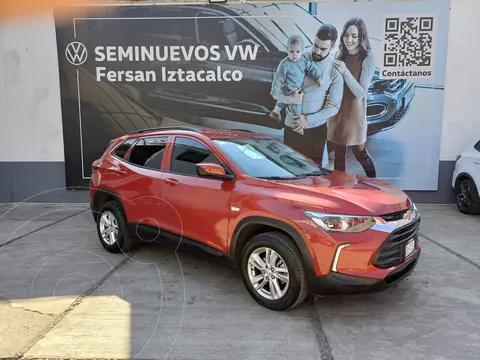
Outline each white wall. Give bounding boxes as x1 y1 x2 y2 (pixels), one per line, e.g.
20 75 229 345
0 0 477 163
440 0 480 160
0 13 64 162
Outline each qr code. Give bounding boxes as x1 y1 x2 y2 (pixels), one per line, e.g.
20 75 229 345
383 17 434 68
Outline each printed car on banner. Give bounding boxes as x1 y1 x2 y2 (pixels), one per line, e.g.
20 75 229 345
74 4 415 136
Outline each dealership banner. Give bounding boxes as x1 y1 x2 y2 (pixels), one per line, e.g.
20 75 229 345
54 0 450 190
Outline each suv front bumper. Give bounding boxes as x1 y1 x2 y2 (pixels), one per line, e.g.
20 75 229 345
309 247 421 295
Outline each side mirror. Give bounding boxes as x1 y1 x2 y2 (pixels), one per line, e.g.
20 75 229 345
195 163 233 180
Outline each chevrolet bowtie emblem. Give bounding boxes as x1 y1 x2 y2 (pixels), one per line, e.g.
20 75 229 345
405 209 412 220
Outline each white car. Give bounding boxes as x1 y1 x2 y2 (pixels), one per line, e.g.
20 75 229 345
452 139 480 215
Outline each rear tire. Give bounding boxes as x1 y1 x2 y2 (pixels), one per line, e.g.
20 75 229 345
240 231 309 311
455 178 480 215
96 201 137 253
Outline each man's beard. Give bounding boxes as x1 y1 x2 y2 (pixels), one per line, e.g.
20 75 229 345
312 50 330 62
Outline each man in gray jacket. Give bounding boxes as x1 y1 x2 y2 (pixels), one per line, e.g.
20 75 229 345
270 24 344 167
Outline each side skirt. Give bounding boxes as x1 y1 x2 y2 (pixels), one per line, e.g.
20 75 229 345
126 223 236 268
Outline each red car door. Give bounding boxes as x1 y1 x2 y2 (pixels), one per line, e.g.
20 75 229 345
159 135 234 253
118 135 169 230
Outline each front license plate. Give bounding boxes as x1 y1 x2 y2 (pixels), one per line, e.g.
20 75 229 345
405 238 415 259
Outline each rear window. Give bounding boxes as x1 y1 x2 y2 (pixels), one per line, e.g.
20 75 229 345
113 138 136 159
127 136 168 170
475 140 480 152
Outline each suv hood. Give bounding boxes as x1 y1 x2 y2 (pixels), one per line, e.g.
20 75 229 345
261 171 412 216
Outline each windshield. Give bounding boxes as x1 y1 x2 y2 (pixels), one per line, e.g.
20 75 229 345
229 3 324 51
213 137 328 179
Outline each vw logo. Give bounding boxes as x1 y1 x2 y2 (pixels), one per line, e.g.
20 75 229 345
65 41 87 66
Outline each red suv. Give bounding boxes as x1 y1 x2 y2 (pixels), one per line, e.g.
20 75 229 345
90 126 421 311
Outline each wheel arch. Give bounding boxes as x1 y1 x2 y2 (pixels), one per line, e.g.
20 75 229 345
91 188 127 222
229 216 316 277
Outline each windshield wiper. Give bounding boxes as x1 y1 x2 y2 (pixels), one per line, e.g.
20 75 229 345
258 176 298 180
299 168 332 177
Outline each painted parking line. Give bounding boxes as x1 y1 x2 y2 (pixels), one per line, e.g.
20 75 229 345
20 250 137 360
419 233 480 271
1 208 88 248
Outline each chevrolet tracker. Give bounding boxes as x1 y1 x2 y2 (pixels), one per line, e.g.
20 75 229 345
90 126 421 311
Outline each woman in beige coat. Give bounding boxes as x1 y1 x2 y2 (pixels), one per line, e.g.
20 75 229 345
327 17 377 178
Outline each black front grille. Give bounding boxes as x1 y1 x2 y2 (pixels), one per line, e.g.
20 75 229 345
380 208 408 222
373 218 420 269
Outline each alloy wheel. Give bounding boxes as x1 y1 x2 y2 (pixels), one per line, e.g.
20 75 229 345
457 182 472 209
99 211 119 245
247 247 290 300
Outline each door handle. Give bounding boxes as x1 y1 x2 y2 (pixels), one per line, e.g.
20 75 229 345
164 178 179 186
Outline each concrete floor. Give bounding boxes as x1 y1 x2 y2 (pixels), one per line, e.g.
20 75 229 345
0 203 479 360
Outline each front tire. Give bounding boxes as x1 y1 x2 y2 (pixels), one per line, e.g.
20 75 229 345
240 231 309 311
96 201 136 253
455 178 480 215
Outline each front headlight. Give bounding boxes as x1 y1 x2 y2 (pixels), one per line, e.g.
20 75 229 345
304 211 381 233
412 201 419 213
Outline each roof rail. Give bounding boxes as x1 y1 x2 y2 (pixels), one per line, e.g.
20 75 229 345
128 126 201 135
228 128 256 133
